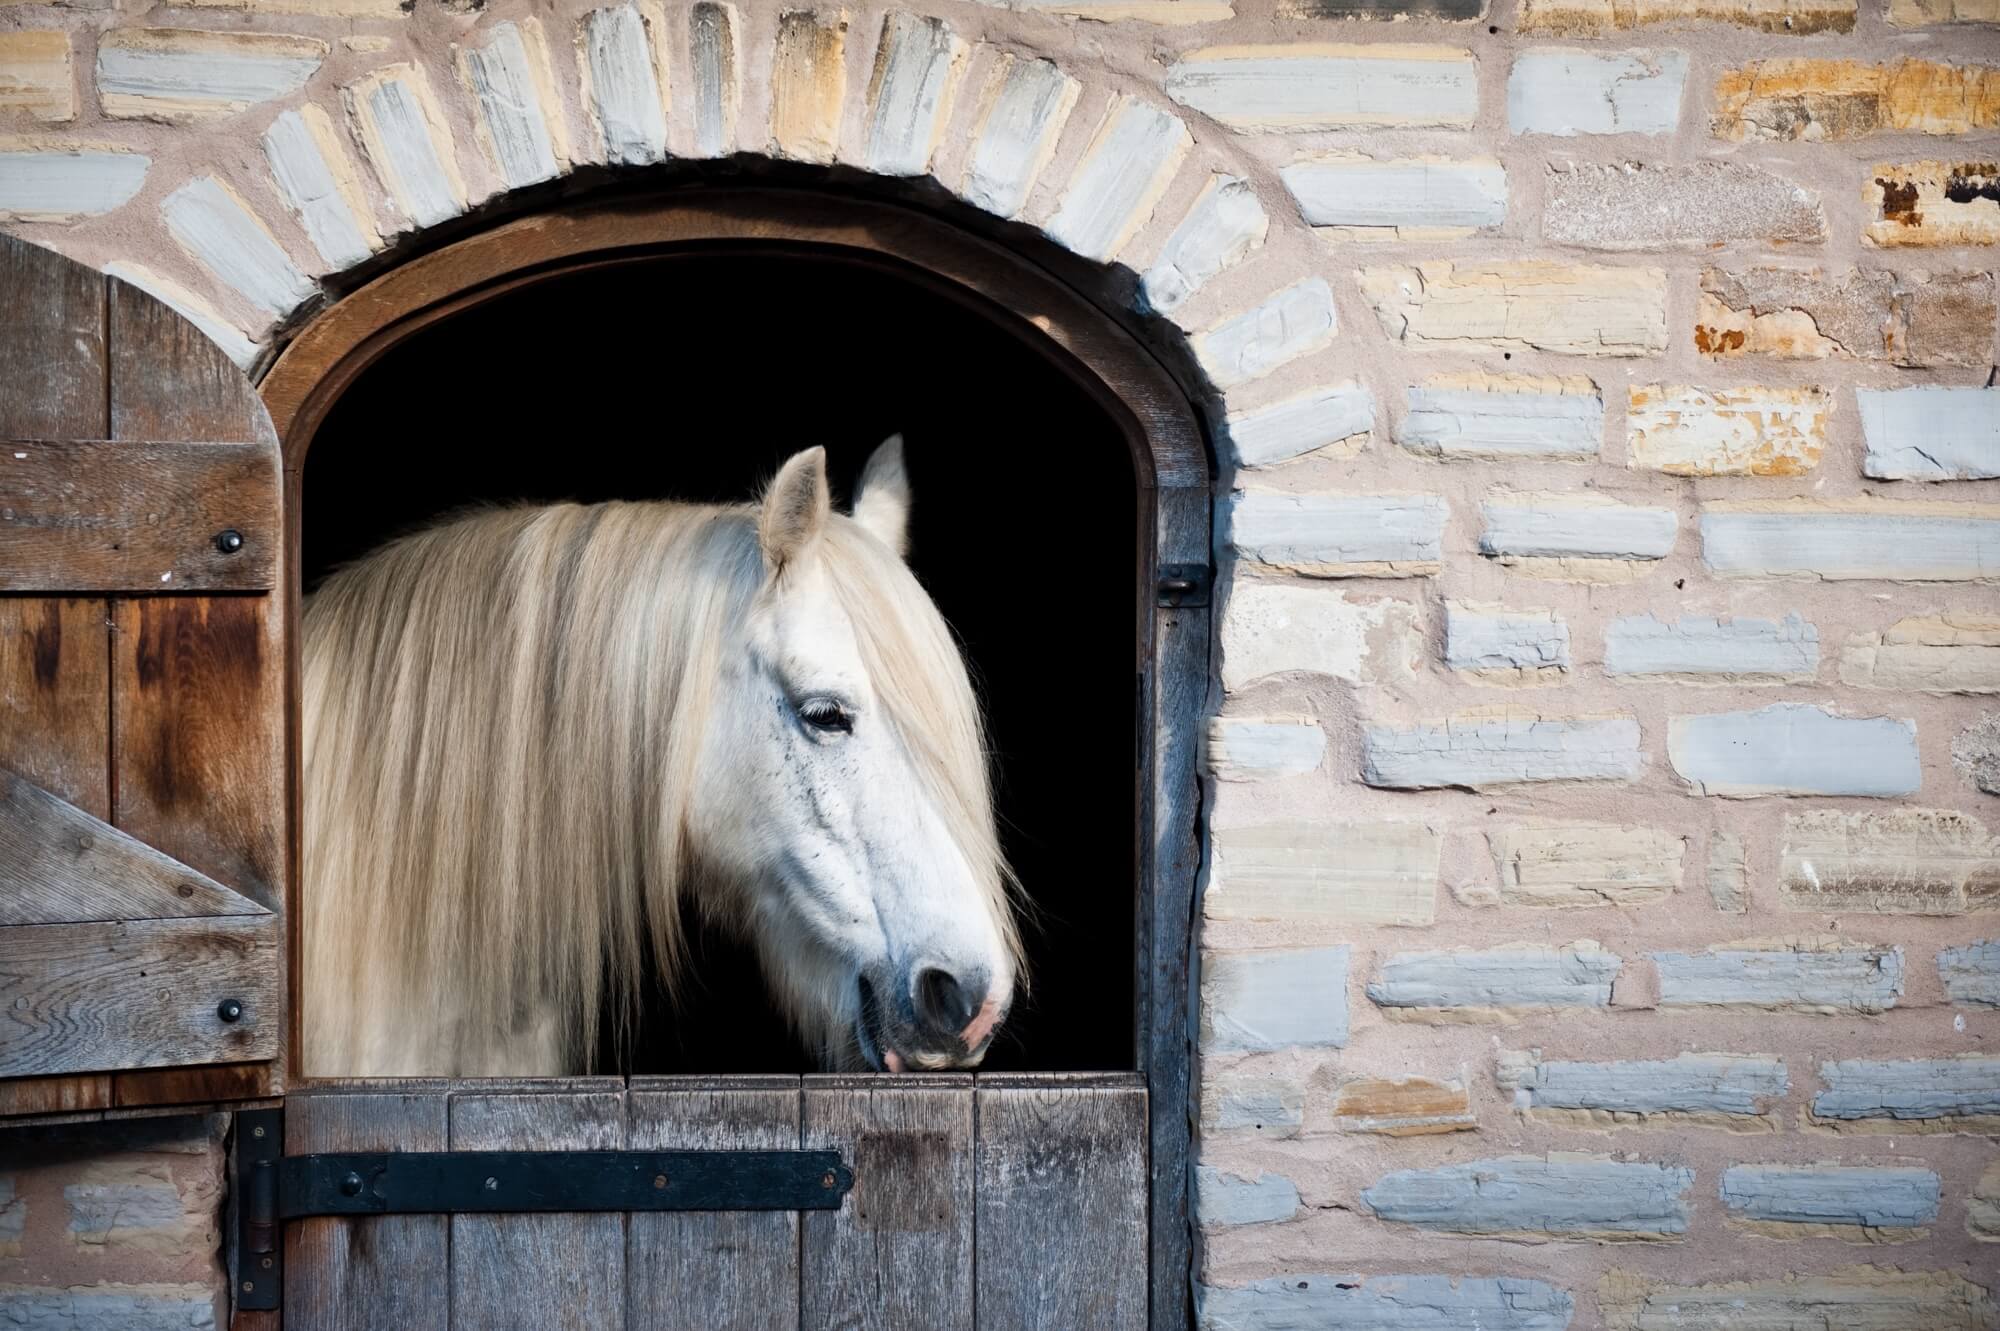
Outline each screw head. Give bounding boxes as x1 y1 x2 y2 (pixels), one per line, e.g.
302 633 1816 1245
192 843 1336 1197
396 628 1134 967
484 1176 499 1192
215 529 244 554
821 1171 837 1190
653 1173 668 1190
261 1256 274 1270
339 1171 364 1197
252 1125 265 1139
216 998 244 1023
242 1281 254 1294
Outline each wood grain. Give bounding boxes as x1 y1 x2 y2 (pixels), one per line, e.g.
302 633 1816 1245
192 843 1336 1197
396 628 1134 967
113 595 284 909
287 1082 451 1331
0 232 105 440
976 1076 1148 1331
0 769 267 925
109 274 276 448
0 1071 112 1117
627 1075 801 1331
0 439 279 592
449 1079 627 1331
0 598 108 817
115 1060 271 1108
0 914 279 1076
803 1074 974 1331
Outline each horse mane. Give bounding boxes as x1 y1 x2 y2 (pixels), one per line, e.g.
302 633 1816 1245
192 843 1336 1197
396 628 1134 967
300 495 1019 1075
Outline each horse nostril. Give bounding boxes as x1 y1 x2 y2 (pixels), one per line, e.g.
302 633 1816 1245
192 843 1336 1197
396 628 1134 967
916 966 977 1039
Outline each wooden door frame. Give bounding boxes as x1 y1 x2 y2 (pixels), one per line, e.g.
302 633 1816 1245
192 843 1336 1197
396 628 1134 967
258 185 1212 1330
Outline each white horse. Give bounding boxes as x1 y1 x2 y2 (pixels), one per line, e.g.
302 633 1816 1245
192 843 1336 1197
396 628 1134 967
300 440 1019 1076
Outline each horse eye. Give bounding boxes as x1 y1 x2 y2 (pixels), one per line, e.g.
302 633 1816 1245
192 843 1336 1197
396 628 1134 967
798 698 853 734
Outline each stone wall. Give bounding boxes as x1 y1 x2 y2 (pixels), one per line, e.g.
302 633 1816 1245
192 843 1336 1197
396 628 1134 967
1 0 1996 1327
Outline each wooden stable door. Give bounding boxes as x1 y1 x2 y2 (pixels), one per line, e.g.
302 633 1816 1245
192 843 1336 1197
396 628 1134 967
283 1074 1147 1331
0 234 287 1120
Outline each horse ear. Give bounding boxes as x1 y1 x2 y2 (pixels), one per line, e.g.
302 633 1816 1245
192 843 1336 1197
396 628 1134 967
759 446 831 574
852 434 911 559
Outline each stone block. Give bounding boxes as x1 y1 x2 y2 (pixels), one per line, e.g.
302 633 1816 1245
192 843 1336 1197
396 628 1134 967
1199 1276 1573 1331
0 141 148 222
1201 946 1349 1052
1193 278 1336 389
1713 57 2000 140
1709 832 1750 912
1654 939 1903 1014
1368 942 1621 1019
859 12 964 178
1626 384 1830 476
459 20 568 189
1479 493 1677 563
1972 1162 2000 1241
1812 1055 2000 1127
1600 1267 1998 1331
161 176 314 319
1780 808 2000 913
960 55 1077 220
1857 386 2000 481
1605 613 1819 683
1507 49 1687 136
1671 705 1919 797
0 1176 20 1255
1224 490 1446 577
1364 711 1643 789
0 31 72 122
1546 160 1824 250
1047 96 1189 262
174 0 405 12
1276 0 1483 12
982 0 1234 19
1204 718 1323 781
1201 1067 1305 1136
1445 603 1571 681
580 4 669 167
345 65 469 230
263 106 377 270
1399 372 1602 461
1330 1076 1475 1135
1500 1052 1787 1123
103 262 257 370
1207 820 1439 925
1360 261 1669 357
1889 0 2000 18
769 9 846 164
1362 1154 1693 1238
1958 713 2000 795
1866 161 2000 248
1520 0 1854 31
0 1285 222 1329
1195 1166 1298 1227
1222 382 1373 468
1280 155 1504 240
1165 44 1478 131
1701 498 2000 582
1940 939 2000 1006
1489 822 1683 907
1720 1165 1939 1233
1217 580 1417 692
98 29 324 122
688 2 738 159
1697 267 1994 368
1140 175 1266 315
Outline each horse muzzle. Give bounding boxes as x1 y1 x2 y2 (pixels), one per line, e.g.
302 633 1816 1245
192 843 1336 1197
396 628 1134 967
855 966 1006 1072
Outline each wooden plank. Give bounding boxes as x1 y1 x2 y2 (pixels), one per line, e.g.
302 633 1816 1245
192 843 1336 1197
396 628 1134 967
0 1071 112 1118
0 913 279 1076
286 1082 451 1331
450 1079 626 1331
113 595 284 909
109 274 276 447
0 233 106 440
114 1059 270 1108
975 1076 1148 1331
0 597 108 818
0 769 268 925
803 1074 974 1331
627 1075 801 1331
0 439 279 592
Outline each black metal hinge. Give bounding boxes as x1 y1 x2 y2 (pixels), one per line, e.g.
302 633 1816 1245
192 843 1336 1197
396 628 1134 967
1156 563 1210 608
231 1108 854 1312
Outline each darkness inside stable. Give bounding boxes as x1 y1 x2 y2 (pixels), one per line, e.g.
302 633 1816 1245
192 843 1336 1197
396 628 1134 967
301 252 1139 1074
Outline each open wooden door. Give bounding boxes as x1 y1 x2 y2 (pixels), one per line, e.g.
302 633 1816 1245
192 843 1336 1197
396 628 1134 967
0 234 286 1120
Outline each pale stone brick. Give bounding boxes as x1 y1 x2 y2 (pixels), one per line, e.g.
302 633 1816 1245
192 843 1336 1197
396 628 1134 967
1330 1076 1475 1136
0 1176 20 1254
1165 44 1477 131
1399 372 1602 462
1204 718 1323 781
1654 939 1903 1014
1720 1165 1939 1234
1193 278 1335 389
1957 712 2000 796
1365 711 1642 789
1889 0 2000 18
1047 97 1189 262
1200 1276 1573 1331
64 1163 196 1250
1780 808 1999 914
459 21 569 190
1222 382 1372 468
1195 1166 1298 1227
1857 386 2000 481
769 9 846 164
103 262 258 369
688 3 738 159
1812 1055 2000 1128
1225 490 1446 577
1368 941 1622 1018
1207 820 1439 925
98 29 323 123
1445 603 1570 681
1605 613 1818 683
1697 267 1994 369
1201 1067 1305 1136
263 106 377 271
980 0 1234 19
1713 58 2000 140
1276 0 1482 12
1500 1052 1787 1125
0 31 73 122
1140 175 1266 315
1359 261 1669 357
161 176 314 319
1546 162 1824 250
580 4 670 167
1669 704 1919 798
1708 832 1750 912
1363 1155 1693 1238
1480 492 1676 565
1279 156 1504 241
345 65 469 230
1971 1161 2000 1240
1489 823 1683 907
1519 0 1855 32
173 0 406 13
1940 940 2000 1006
1701 498 2000 582
1600 1268 1997 1330
1218 580 1416 691
859 12 964 178
1841 615 2000 693
1626 385 1830 476
960 55 1076 220
0 1285 221 1329
1866 161 2000 248
1507 49 1687 137
1200 946 1350 1052
0 141 147 222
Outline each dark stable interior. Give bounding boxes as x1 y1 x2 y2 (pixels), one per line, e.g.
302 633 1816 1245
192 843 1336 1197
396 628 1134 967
302 250 1139 1073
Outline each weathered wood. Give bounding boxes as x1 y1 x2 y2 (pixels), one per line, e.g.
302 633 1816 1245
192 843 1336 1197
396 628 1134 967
0 1071 112 1118
976 1076 1148 1331
113 596 284 908
0 597 108 817
803 1074 974 1331
0 914 279 1076
0 233 106 439
627 1075 801 1331
115 1059 270 1108
0 439 279 592
109 274 276 447
287 1082 451 1331
0 769 267 925
450 1080 626 1331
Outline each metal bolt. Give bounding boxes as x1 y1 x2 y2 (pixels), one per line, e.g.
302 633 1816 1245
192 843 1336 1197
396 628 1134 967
252 1125 265 1139
261 1257 274 1270
339 1172 364 1197
653 1174 668 1190
242 1281 254 1294
217 998 244 1023
821 1171 836 1190
484 1177 499 1192
215 529 244 554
